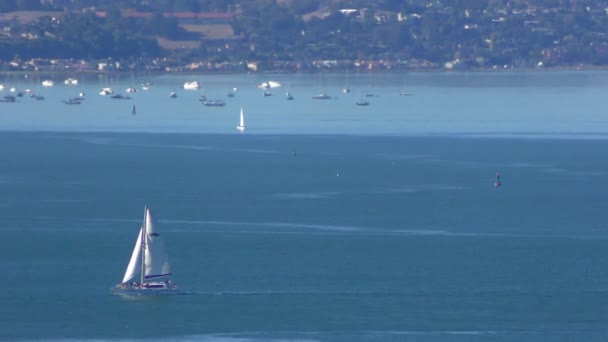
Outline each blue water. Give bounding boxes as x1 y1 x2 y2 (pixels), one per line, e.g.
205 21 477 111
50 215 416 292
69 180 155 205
1 71 608 135
1 72 608 341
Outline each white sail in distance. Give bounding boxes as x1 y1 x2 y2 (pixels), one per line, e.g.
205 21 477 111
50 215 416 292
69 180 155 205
237 108 245 132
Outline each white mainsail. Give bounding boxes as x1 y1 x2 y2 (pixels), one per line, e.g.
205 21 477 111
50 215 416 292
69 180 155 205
237 108 245 132
143 208 171 280
122 228 142 283
120 207 171 284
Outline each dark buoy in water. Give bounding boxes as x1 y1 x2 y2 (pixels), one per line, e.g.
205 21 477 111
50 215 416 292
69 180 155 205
132 105 136 115
494 172 501 187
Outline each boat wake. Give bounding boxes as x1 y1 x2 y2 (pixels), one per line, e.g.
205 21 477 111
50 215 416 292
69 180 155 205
24 329 590 342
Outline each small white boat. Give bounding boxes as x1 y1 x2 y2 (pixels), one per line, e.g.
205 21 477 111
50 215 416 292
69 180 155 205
202 99 225 107
113 206 177 295
0 84 4 91
41 80 54 87
258 81 282 89
64 78 78 85
183 81 200 90
126 87 137 93
169 92 177 98
236 108 245 132
312 93 332 100
99 87 113 96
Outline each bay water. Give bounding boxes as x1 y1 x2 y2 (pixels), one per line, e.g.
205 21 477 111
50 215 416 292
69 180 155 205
1 72 608 341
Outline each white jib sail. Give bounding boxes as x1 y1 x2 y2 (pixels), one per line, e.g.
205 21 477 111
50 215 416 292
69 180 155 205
239 108 245 128
143 208 171 279
121 228 143 283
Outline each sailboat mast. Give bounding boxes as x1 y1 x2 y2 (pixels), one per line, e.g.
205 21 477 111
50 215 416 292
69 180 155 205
140 206 147 284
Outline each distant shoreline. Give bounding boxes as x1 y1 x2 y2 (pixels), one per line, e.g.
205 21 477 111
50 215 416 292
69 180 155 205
2 65 608 77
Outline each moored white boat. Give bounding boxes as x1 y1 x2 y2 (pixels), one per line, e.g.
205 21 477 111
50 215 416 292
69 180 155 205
183 81 200 90
202 99 225 106
99 87 113 96
258 80 282 89
64 78 78 85
312 93 332 100
41 80 54 87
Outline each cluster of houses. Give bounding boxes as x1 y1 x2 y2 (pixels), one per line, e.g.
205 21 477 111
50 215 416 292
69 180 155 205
0 56 440 74
3 2 608 72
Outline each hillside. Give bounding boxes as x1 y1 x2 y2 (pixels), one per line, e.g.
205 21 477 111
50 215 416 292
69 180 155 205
2 0 608 71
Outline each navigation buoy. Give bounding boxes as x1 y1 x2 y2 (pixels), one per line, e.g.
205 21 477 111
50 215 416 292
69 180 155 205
494 172 501 187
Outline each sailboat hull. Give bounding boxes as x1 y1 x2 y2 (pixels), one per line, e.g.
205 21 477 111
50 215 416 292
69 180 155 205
113 281 179 295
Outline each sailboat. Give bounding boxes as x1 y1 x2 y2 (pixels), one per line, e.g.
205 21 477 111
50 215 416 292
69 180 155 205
342 70 351 94
114 206 177 294
400 77 413 96
236 108 245 132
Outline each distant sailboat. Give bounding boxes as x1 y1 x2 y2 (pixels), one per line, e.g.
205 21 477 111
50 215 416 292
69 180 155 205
400 77 413 96
114 206 177 294
342 70 351 94
237 108 246 132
